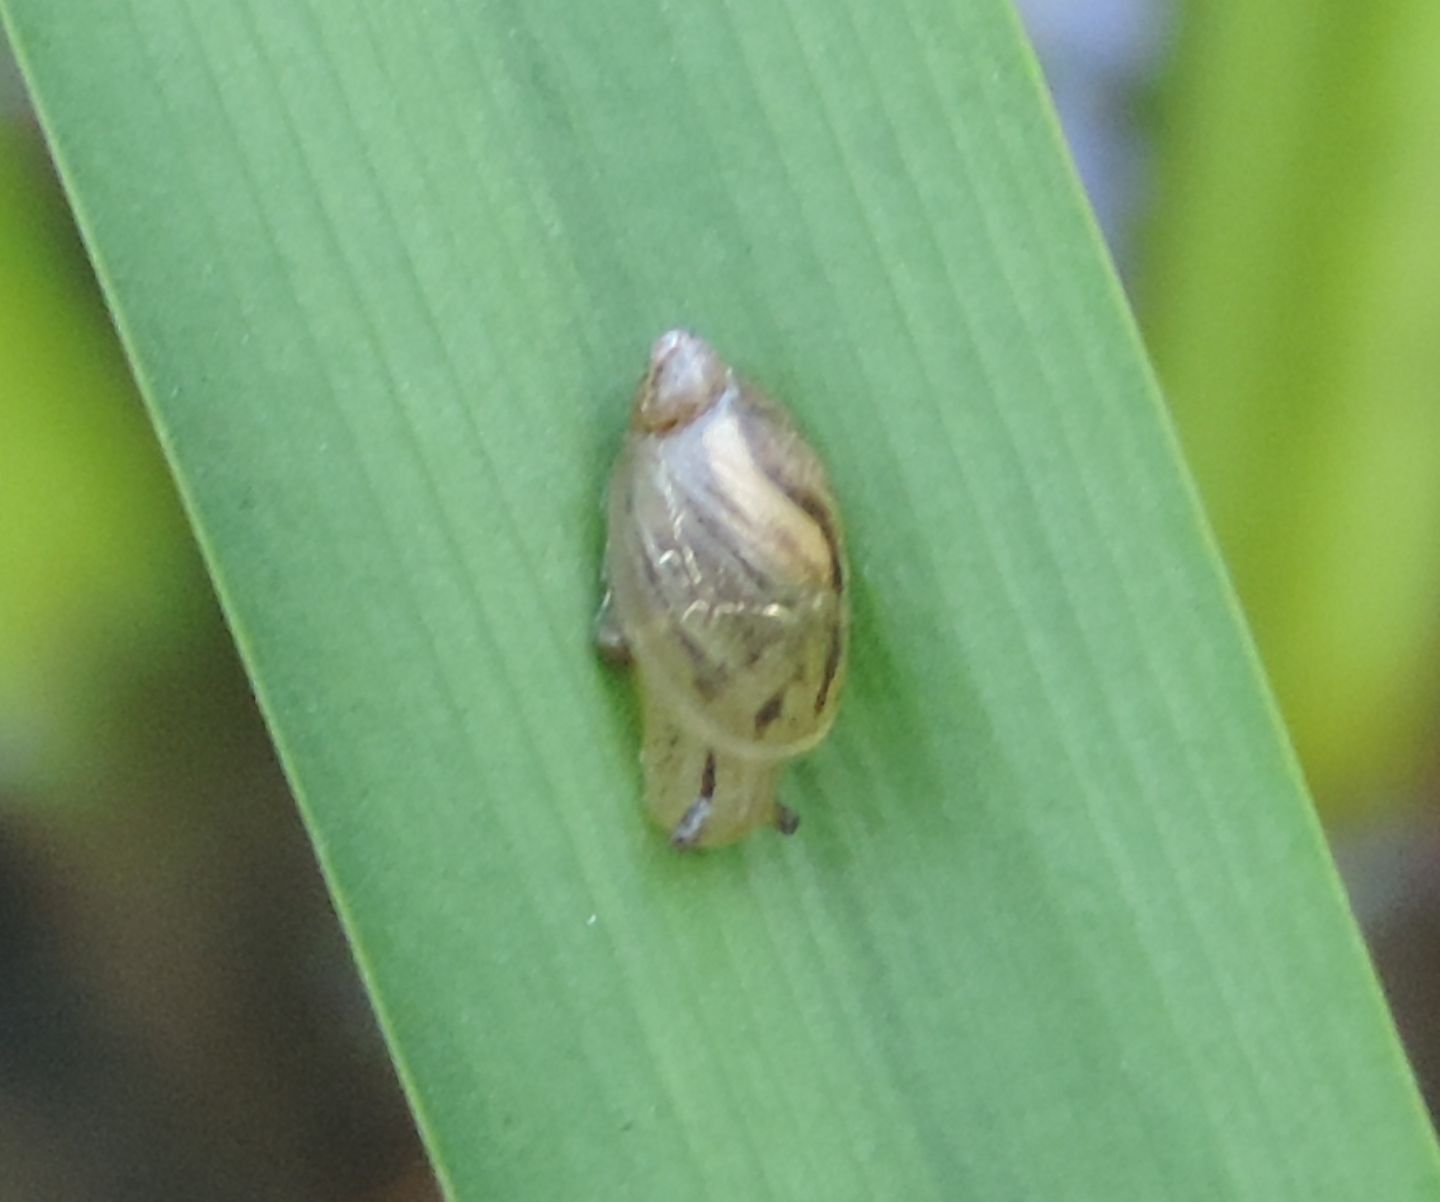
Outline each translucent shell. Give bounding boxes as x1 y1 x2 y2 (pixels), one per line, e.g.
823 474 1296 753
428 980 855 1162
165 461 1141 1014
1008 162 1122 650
598 330 849 849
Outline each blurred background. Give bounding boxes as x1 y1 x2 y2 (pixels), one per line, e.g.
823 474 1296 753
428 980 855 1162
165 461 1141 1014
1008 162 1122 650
3 2 1439 1196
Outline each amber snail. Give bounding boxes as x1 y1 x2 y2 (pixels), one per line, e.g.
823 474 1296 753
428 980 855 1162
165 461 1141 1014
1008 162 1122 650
597 330 849 849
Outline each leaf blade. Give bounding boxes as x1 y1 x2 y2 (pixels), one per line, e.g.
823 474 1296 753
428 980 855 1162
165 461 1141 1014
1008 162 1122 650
4 0 1435 1198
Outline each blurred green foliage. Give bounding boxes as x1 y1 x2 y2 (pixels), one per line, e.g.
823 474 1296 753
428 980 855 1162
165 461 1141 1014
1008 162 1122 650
0 119 206 796
1142 2 1440 817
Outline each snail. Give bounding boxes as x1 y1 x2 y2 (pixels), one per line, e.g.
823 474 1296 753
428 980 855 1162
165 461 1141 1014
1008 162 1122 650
597 330 849 849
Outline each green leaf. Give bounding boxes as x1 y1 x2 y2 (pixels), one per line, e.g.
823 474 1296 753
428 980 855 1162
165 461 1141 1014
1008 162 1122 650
5 1 1435 1197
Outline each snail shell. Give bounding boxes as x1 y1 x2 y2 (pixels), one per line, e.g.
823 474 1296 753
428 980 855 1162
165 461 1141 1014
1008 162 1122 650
598 330 849 849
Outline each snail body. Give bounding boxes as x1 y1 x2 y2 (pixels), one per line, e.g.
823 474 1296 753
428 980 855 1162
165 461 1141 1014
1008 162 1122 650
598 330 849 849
